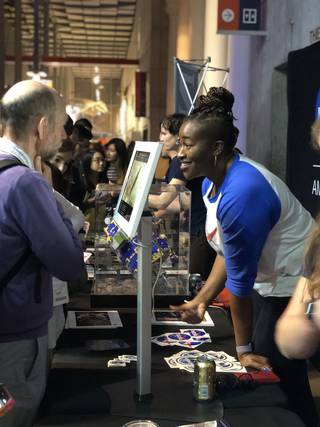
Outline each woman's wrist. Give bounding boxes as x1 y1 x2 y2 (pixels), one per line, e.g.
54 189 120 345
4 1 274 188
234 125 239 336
236 342 253 355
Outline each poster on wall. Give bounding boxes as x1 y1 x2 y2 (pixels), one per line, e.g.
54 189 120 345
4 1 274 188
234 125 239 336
287 41 320 218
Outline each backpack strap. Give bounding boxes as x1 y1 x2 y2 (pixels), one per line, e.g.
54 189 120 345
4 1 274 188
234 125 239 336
0 160 37 296
0 159 23 172
0 248 32 288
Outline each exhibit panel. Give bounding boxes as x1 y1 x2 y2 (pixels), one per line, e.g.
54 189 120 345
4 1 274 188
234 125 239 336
91 183 191 308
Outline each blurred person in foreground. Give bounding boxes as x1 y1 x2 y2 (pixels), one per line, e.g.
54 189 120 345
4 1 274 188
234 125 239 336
275 223 320 359
0 80 85 427
275 120 320 359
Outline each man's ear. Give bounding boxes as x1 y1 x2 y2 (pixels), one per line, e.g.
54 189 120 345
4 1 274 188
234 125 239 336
37 116 49 141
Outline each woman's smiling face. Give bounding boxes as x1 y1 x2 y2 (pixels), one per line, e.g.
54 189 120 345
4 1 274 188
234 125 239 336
178 120 214 180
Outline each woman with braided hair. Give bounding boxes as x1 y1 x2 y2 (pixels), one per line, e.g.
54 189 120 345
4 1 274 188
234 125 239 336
171 87 317 427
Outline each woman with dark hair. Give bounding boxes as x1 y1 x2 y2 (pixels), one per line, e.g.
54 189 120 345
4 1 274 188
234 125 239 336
105 138 128 184
81 147 107 223
171 87 317 427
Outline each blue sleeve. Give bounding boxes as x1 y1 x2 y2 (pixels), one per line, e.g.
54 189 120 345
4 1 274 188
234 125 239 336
9 171 85 281
202 178 212 197
218 172 281 297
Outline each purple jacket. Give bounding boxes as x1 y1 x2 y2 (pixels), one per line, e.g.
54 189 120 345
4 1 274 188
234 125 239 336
0 155 85 342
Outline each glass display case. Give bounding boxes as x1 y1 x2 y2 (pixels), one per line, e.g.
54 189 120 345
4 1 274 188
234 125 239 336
90 183 191 308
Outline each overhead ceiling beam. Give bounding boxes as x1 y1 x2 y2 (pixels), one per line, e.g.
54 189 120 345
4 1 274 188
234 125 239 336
50 1 135 9
5 55 139 67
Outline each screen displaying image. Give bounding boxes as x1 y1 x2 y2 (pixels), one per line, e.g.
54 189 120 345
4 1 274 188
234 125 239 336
118 151 150 220
113 141 162 239
75 311 111 327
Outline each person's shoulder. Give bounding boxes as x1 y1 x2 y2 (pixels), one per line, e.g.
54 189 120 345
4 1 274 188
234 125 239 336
169 156 181 170
226 155 276 195
9 166 51 194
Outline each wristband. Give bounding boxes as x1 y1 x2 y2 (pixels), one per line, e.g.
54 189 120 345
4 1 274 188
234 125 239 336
236 342 253 355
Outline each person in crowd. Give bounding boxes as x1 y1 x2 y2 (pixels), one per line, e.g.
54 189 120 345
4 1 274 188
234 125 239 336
81 147 108 224
69 118 93 206
148 113 188 212
149 113 215 279
49 138 76 199
105 137 129 184
127 140 136 160
64 115 74 139
171 87 317 427
71 118 93 156
0 80 85 427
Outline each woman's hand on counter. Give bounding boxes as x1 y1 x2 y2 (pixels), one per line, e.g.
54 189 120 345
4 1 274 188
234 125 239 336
170 299 207 324
238 352 272 371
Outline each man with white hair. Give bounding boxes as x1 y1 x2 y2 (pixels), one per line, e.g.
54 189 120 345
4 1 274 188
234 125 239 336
0 80 85 427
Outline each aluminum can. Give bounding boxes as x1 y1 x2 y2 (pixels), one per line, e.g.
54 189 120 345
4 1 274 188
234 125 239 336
189 273 202 297
193 355 216 401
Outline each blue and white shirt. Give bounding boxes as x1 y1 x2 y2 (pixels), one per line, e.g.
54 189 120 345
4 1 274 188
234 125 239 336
202 154 315 298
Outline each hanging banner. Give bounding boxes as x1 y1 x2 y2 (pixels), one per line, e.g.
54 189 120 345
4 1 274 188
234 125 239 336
287 41 320 218
173 59 199 115
217 0 266 35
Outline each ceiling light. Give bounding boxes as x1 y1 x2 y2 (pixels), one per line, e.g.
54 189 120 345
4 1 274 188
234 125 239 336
92 74 101 85
26 70 47 81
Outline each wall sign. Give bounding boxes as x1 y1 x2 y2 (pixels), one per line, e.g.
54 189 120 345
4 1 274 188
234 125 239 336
217 0 266 35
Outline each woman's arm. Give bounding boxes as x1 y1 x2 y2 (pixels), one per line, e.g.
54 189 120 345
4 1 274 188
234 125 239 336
171 254 227 323
275 277 320 359
148 178 185 209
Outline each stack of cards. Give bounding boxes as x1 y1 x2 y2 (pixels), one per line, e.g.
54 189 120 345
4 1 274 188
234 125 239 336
152 329 211 349
164 350 247 373
107 354 137 368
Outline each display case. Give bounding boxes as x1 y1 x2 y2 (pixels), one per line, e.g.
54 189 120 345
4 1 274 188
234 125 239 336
90 183 191 308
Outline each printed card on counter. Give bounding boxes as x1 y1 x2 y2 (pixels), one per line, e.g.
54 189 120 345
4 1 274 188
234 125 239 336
152 310 214 327
164 350 247 374
65 310 122 329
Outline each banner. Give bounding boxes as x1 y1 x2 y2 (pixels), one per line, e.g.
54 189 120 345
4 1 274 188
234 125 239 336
287 41 320 217
217 0 265 35
174 59 199 115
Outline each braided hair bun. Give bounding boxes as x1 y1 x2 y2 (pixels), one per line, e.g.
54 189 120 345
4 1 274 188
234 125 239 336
187 86 239 152
193 87 234 118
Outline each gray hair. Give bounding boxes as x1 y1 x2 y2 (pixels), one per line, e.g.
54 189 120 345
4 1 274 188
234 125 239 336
0 84 58 140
